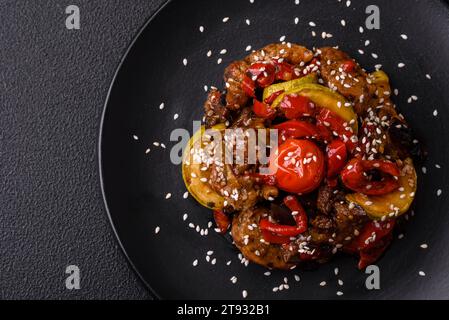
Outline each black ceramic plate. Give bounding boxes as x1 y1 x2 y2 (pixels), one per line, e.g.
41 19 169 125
100 0 449 299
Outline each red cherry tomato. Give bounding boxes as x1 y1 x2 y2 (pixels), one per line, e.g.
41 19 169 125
253 100 276 119
274 120 320 142
269 139 325 194
247 62 276 88
342 59 357 73
326 139 347 178
279 94 315 119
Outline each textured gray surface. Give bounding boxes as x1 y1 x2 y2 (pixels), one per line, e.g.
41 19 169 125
0 0 165 299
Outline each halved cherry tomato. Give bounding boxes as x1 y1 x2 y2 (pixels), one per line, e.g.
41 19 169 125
269 139 325 194
274 120 320 142
279 94 315 119
326 139 347 178
316 108 357 152
213 210 230 234
247 62 276 88
242 75 256 98
253 100 276 119
342 59 357 73
340 158 400 195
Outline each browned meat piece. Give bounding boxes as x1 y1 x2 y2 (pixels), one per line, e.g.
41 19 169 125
232 207 295 269
318 47 376 115
224 60 250 110
246 43 314 66
332 202 368 245
204 88 229 128
309 215 335 245
317 185 334 214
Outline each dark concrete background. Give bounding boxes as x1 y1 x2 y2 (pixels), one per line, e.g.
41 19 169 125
0 0 166 299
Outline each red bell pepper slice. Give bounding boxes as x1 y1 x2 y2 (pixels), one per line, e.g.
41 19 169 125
279 94 315 119
242 75 256 98
273 59 299 81
247 62 276 88
340 158 400 195
316 108 358 152
213 210 230 234
264 90 284 105
253 100 276 119
326 139 347 178
260 196 308 241
342 59 357 73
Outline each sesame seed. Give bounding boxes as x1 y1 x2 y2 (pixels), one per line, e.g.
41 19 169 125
207 250 214 256
245 19 251 25
165 193 172 199
182 58 188 66
433 109 438 117
245 45 252 52
199 26 204 33
217 58 223 64
341 19 346 27
420 244 428 249
334 267 339 276
422 167 427 174
398 62 405 68
173 113 179 120
182 213 188 221
398 234 404 239
206 50 212 57
145 148 150 154
242 290 248 298
220 49 227 55
309 21 316 27
279 35 286 42
359 26 364 33
211 258 217 265
132 135 139 140
365 40 370 46
346 0 351 7
400 34 408 40
222 17 230 23
250 0 254 3
426 74 432 79
319 281 327 287
337 291 344 296
371 53 378 59
295 0 299 4
294 275 301 282
338 279 344 286
183 192 189 199
419 271 426 276
264 271 271 276
154 226 160 234
294 17 299 24
192 259 198 266
437 189 442 197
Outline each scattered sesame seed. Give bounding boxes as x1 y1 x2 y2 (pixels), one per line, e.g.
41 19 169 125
154 226 160 234
433 109 438 117
165 193 172 199
294 275 301 282
222 17 230 23
398 62 405 68
183 192 189 199
279 35 286 42
264 271 271 276
309 21 316 27
337 291 344 296
420 244 428 249
426 74 432 79
422 167 427 174
295 0 300 4
437 189 442 197
359 26 364 33
365 40 370 46
182 58 188 66
371 53 378 59
145 148 150 154
398 233 404 239
250 0 254 3
211 258 217 265
400 34 408 40
320 281 327 286
294 17 299 24
245 45 252 52
419 271 426 276
199 26 204 33
245 19 251 25
217 58 223 64
206 50 212 57
334 267 339 276
341 19 346 27
242 290 248 298
192 259 198 266
220 49 227 55
338 279 344 286
132 135 139 141
182 213 188 221
346 0 351 7
173 113 179 120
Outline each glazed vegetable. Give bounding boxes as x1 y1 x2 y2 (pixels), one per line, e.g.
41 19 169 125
262 73 317 101
260 195 308 241
271 83 358 133
279 94 315 119
341 158 400 196
253 100 276 119
269 139 325 194
213 210 230 234
346 158 417 219
182 125 226 210
242 75 256 97
326 139 347 178
316 108 357 152
274 120 320 142
247 62 276 88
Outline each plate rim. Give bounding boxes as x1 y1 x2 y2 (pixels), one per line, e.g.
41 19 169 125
98 0 173 300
